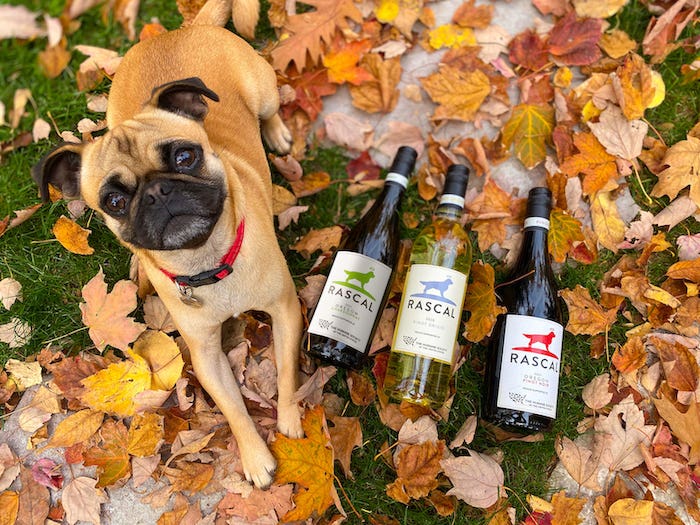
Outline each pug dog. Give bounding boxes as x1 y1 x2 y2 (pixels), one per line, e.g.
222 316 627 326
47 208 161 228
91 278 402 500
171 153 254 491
32 0 303 489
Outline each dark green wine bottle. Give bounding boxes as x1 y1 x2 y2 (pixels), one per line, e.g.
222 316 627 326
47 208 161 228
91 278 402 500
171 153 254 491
482 187 563 432
304 146 417 369
383 164 472 408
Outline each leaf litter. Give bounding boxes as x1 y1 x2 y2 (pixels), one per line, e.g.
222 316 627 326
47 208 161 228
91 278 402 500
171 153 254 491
1 0 700 523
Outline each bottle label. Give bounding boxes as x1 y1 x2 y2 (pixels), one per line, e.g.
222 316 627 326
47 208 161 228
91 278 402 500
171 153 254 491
391 264 467 364
439 194 465 208
386 172 409 188
308 251 392 351
496 314 563 418
523 217 550 229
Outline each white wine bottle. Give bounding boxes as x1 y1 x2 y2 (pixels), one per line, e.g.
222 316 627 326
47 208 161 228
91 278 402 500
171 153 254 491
482 187 563 432
383 164 471 408
304 146 418 369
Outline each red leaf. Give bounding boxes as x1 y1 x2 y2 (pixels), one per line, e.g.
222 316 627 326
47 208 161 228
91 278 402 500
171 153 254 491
548 12 603 66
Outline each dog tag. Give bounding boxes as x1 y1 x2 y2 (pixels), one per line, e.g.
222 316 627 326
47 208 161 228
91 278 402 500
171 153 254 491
176 283 203 308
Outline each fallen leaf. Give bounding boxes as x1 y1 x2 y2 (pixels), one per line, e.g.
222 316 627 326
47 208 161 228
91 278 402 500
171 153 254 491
560 133 619 196
290 226 344 258
323 112 374 151
650 135 700 207
79 268 146 351
31 458 63 490
131 330 184 391
290 171 332 198
463 261 506 342
555 435 602 490
548 11 603 66
0 318 32 349
573 0 628 18
590 191 625 252
549 210 585 263
272 406 337 521
560 285 618 336
550 490 586 525
607 498 654 525
349 54 402 114
653 395 700 465
0 5 44 40
16 467 49 525
127 412 164 457
0 491 19 525
62 476 108 525
328 415 362 478
441 450 506 508
47 409 104 448
501 103 554 168
421 66 490 122
387 440 445 503
449 415 477 449
4 358 41 390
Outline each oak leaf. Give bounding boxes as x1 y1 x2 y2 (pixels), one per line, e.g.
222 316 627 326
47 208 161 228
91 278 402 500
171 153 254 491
83 419 130 487
463 261 506 342
501 103 554 168
420 66 490 122
62 476 108 525
441 450 506 508
650 136 700 207
80 268 146 351
560 285 618 336
349 54 402 114
270 0 363 71
79 350 152 417
47 408 104 448
548 11 603 66
387 440 445 503
549 209 585 263
271 406 336 521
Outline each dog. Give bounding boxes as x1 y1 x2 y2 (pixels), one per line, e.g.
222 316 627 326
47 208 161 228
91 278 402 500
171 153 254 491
32 0 302 489
343 269 375 291
419 277 453 298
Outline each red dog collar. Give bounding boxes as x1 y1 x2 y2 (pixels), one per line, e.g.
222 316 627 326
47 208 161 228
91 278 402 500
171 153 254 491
160 219 245 288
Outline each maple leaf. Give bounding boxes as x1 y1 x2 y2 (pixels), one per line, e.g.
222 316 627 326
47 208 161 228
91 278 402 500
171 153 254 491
650 135 700 207
588 106 648 161
62 476 108 525
549 209 585 263
467 179 518 251
79 350 152 417
387 440 445 503
560 285 618 336
555 435 602 491
441 450 506 508
280 68 338 122
322 39 373 85
271 406 337 521
83 419 130 487
548 11 603 66
463 261 506 342
349 54 402 114
559 133 619 196
80 268 146 351
653 394 700 465
420 66 490 122
550 490 586 525
501 103 554 168
508 29 550 72
270 0 363 71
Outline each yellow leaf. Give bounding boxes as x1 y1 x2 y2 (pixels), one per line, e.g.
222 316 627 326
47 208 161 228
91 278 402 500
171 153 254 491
463 262 506 342
47 408 104 448
650 136 700 206
560 285 618 336
52 215 94 255
649 71 665 108
612 53 657 120
375 0 400 22
127 412 164 457
420 66 490 122
590 192 625 252
80 351 152 417
0 491 19 525
607 498 654 525
83 419 130 487
271 406 335 521
549 210 585 263
501 104 554 169
131 330 184 391
574 0 628 19
428 24 476 50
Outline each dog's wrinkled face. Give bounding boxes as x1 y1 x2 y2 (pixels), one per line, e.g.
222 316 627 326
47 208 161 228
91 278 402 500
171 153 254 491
33 78 227 252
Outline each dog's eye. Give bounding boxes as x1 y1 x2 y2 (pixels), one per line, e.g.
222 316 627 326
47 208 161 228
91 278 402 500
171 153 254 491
104 192 128 215
173 147 198 170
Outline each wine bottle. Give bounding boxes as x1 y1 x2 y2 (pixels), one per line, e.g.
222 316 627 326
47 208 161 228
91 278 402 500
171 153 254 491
482 186 563 433
304 146 418 369
383 164 472 408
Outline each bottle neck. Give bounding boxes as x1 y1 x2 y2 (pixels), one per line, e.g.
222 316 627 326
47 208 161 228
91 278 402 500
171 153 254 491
435 192 465 222
515 223 550 269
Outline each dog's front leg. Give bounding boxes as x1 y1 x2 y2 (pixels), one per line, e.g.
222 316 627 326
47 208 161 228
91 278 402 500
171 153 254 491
185 326 277 488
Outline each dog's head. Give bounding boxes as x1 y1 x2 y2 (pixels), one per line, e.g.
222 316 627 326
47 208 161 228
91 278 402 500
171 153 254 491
33 77 228 252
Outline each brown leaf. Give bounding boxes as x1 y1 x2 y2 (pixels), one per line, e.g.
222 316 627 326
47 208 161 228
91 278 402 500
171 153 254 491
347 370 376 406
17 467 49 525
83 419 131 487
328 415 362 478
38 38 71 79
290 226 344 258
0 491 19 525
441 450 505 508
290 171 332 198
165 462 214 493
653 395 700 465
650 336 699 392
349 54 402 114
62 476 108 525
386 440 444 503
548 11 603 66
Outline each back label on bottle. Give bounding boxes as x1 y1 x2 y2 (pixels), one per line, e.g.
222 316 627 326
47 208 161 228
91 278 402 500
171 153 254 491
308 251 392 351
496 314 563 419
391 264 467 364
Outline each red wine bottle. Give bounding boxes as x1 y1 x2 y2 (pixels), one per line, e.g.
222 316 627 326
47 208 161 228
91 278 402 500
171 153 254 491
304 146 417 369
482 187 563 432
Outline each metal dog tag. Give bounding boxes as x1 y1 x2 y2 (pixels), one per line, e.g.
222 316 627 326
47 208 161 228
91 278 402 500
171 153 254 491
176 283 203 308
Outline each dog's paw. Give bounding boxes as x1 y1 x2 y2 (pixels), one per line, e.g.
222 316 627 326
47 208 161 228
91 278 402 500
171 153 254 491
242 446 277 489
262 115 292 154
277 404 304 439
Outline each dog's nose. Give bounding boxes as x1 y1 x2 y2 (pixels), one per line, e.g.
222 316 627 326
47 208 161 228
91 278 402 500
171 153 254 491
144 180 174 204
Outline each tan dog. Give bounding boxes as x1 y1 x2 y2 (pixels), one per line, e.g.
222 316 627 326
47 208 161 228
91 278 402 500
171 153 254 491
32 0 303 489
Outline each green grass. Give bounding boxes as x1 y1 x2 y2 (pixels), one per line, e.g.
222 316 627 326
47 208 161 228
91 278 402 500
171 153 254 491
1 0 699 523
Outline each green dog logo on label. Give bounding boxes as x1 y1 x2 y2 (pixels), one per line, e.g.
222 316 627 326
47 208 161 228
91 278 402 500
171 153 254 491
334 269 376 301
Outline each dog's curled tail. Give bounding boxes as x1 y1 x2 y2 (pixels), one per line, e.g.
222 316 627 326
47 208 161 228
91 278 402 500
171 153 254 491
192 0 260 40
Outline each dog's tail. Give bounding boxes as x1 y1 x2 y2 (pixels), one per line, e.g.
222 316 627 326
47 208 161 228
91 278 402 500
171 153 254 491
192 0 259 40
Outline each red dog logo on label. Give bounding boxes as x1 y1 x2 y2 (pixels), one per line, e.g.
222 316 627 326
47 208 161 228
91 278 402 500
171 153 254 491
511 331 559 360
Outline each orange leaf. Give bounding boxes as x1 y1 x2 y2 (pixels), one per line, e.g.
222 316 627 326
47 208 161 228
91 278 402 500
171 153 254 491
612 53 657 120
651 336 699 392
165 462 215 493
0 492 19 525
322 39 373 85
271 406 336 521
38 38 71 79
386 441 444 503
52 215 94 255
83 419 130 487
127 412 164 457
463 261 506 342
420 66 490 122
550 490 586 525
290 226 344 259
549 209 585 263
328 414 362 478
501 103 554 168
348 54 402 114
667 257 700 283
653 395 700 465
290 171 332 198
468 180 517 251
559 133 618 196
560 285 617 336
47 408 104 448
80 268 146 351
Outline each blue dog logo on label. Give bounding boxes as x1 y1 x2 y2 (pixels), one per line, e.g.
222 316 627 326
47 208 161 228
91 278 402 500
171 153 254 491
410 277 456 306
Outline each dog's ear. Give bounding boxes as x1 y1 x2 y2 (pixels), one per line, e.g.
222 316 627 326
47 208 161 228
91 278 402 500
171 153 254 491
32 143 84 202
150 77 220 121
